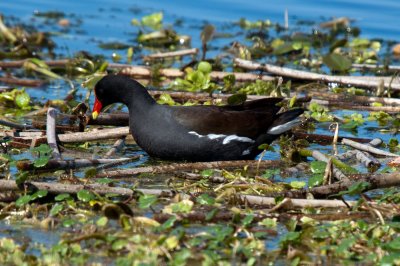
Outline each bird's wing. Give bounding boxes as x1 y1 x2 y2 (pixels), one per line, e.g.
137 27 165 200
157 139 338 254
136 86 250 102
171 98 282 138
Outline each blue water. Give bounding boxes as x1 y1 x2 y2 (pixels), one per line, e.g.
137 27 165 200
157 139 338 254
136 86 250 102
2 0 400 58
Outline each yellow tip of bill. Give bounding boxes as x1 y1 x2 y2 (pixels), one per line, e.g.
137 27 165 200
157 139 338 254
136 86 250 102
92 111 99 120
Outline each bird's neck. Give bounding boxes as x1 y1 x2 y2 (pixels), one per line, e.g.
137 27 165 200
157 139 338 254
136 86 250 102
117 82 155 108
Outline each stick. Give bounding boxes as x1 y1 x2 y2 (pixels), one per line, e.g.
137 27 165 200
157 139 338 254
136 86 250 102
342 138 398 157
352 63 400 72
0 119 33 130
234 58 400 90
143 48 198 60
299 149 349 181
336 139 382 168
310 171 400 198
96 160 281 178
307 91 400 106
239 194 385 209
0 76 43 87
16 157 134 171
292 131 372 145
46 108 61 160
104 136 126 158
120 66 275 82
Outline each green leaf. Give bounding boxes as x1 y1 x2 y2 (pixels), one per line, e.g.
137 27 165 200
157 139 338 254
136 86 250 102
15 91 30 108
196 194 215 205
32 144 52 154
77 190 95 202
308 174 324 188
259 218 277 228
141 12 163 29
242 214 254 226
200 169 214 177
96 178 113 185
197 61 212 74
55 193 71 201
338 181 370 196
385 238 400 250
50 203 64 216
158 216 177 230
261 169 279 179
273 42 297 55
227 93 247 106
323 53 352 72
223 74 235 90
310 161 327 174
84 167 97 178
157 93 175 106
138 194 158 209
96 216 108 227
290 181 306 189
31 190 48 200
62 218 77 228
169 199 193 213
112 239 128 251
16 195 32 207
15 171 29 186
33 157 49 168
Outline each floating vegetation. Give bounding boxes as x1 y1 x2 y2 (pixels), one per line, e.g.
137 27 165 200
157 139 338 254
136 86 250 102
0 4 400 265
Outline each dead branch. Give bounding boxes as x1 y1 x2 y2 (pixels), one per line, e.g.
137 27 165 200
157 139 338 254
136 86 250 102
292 131 373 145
307 150 348 181
120 66 275 82
307 91 400 106
342 138 398 157
239 194 382 209
96 160 281 178
336 139 382 168
0 118 33 130
234 58 400 90
46 107 61 160
143 48 198 60
0 76 43 87
16 157 134 171
104 136 126 159
352 63 400 72
310 171 400 197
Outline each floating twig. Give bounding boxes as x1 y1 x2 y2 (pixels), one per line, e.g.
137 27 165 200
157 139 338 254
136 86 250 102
234 58 400 90
96 160 281 178
336 139 382 168
104 136 126 159
342 138 398 157
0 76 43 87
0 118 33 130
143 48 198 60
352 63 400 72
299 149 351 181
16 157 134 171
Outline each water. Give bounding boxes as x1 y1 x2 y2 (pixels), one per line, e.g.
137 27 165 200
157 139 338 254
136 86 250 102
2 0 400 59
1 0 399 262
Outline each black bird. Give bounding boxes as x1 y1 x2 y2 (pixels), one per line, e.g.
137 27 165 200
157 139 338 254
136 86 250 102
92 75 303 161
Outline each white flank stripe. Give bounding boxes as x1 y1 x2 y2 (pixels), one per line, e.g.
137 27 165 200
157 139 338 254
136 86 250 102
222 135 254 145
188 131 254 145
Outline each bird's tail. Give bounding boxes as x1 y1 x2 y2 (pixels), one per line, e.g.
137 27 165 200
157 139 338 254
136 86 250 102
266 108 304 135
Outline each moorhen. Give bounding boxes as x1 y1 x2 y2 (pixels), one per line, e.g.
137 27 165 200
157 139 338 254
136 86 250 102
92 75 303 161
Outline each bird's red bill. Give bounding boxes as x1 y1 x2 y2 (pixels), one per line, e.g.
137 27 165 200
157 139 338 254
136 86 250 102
92 97 102 119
